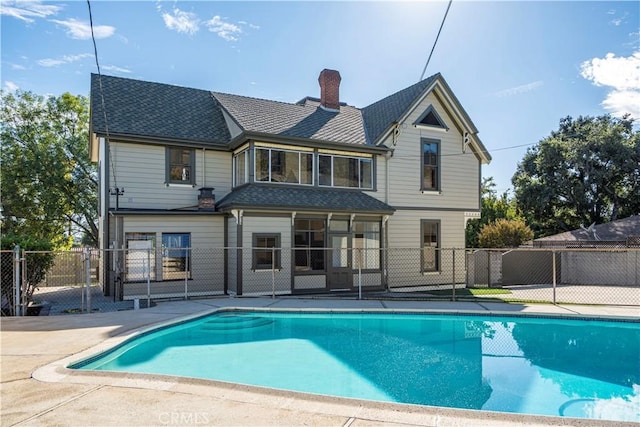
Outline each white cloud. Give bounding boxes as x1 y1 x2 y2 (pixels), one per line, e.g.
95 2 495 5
601 90 640 118
238 20 260 30
494 80 543 97
50 18 115 40
37 53 93 67
205 15 241 41
580 51 640 118
102 65 132 74
0 0 62 23
10 63 27 70
162 8 200 35
610 12 628 26
4 81 19 92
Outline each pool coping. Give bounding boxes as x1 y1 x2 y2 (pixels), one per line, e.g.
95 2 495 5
32 304 640 427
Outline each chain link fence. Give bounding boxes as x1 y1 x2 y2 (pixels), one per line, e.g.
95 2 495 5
1 246 638 316
465 247 640 306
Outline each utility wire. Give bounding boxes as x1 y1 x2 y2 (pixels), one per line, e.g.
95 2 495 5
87 0 117 188
420 0 453 81
389 141 537 159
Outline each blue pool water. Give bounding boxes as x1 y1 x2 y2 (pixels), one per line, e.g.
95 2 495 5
72 311 640 422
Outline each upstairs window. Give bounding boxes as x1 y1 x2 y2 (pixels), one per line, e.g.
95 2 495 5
414 105 448 130
166 147 195 185
233 149 248 187
421 139 440 191
255 148 313 185
318 154 373 189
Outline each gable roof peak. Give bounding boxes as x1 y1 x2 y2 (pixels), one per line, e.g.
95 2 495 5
361 73 440 144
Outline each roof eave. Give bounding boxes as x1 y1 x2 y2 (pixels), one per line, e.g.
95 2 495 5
91 131 229 150
230 130 392 154
217 203 395 214
372 76 440 146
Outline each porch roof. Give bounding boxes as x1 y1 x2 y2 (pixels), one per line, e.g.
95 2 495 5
216 184 395 214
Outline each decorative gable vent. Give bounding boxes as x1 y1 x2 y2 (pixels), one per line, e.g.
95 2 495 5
414 105 448 130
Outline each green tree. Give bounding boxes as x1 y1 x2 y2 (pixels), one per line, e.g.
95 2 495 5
1 90 97 248
1 234 55 310
512 115 640 237
478 218 534 248
465 177 519 247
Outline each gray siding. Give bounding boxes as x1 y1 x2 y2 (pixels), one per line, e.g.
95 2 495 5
294 275 326 290
227 216 237 294
108 141 232 210
241 216 292 295
120 215 225 298
374 92 480 211
386 210 466 287
387 210 465 249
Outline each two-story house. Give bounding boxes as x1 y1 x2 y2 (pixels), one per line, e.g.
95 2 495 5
89 69 490 299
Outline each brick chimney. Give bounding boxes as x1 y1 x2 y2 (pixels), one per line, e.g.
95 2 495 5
198 187 215 211
318 69 341 111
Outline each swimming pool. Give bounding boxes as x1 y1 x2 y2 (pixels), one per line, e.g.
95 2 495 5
71 310 639 422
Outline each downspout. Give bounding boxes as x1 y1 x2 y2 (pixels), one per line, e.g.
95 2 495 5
202 148 206 186
385 153 390 204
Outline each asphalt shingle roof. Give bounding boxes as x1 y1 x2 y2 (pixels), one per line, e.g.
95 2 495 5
535 215 640 242
362 74 439 144
216 184 395 213
212 92 367 145
90 74 230 144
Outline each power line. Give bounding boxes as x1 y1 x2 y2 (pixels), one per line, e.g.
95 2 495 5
87 0 117 189
419 0 453 81
389 141 537 160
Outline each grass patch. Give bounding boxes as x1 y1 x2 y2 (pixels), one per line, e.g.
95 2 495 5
429 288 512 296
62 308 101 314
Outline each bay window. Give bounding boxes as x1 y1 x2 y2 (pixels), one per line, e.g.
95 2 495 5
255 147 313 185
318 154 373 189
233 149 248 186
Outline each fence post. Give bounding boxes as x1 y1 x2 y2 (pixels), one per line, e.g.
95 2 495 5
85 248 92 313
452 249 456 302
146 248 151 309
271 247 276 299
184 247 189 300
358 248 362 300
487 250 492 287
20 249 27 316
13 246 21 316
552 249 557 305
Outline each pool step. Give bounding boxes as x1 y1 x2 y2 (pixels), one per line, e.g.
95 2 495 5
200 316 274 331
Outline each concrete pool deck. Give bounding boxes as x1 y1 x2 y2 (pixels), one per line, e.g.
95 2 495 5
1 297 638 427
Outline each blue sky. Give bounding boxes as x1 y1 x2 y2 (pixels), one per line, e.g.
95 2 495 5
2 1 639 194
